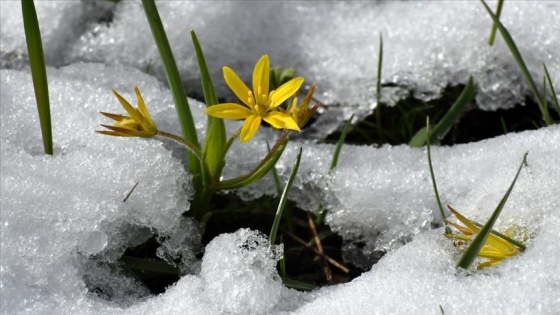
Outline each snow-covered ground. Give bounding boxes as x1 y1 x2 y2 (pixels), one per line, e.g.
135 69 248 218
1 1 559 314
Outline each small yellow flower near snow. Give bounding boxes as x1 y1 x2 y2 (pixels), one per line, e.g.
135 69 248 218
445 205 523 269
97 86 157 138
205 55 302 143
284 83 320 128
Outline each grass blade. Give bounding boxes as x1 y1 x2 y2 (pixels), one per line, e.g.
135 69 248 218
281 277 317 291
543 63 560 116
269 147 302 246
409 77 476 147
457 152 528 269
375 33 383 143
22 0 53 155
141 0 203 190
425 117 451 234
267 141 283 196
331 114 354 170
480 0 551 125
487 0 504 46
191 30 226 182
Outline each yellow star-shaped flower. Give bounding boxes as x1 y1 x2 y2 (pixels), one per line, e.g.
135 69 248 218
205 55 301 142
445 205 523 269
97 86 157 138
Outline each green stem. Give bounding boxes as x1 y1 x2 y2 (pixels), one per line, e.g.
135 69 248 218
217 130 291 190
487 0 504 46
22 0 53 155
142 0 208 215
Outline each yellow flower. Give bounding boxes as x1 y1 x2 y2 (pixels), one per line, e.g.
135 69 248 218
445 205 523 269
205 55 302 143
97 86 157 138
284 83 320 128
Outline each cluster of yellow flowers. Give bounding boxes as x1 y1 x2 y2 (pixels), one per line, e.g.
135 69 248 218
98 55 318 143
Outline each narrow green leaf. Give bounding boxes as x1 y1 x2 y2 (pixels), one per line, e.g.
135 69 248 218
22 0 53 155
141 0 204 194
543 63 560 116
457 152 528 269
192 30 227 182
217 137 289 190
487 0 504 46
331 114 353 170
480 0 551 125
270 147 302 246
267 141 283 196
375 33 384 143
425 117 451 234
279 235 286 278
281 277 317 291
471 221 526 251
409 77 476 147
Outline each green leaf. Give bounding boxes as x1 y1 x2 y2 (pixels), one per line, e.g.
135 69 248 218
142 0 207 212
375 32 384 143
217 134 289 190
281 277 317 291
457 152 528 269
22 0 53 155
409 77 476 147
425 117 451 234
267 141 283 196
480 0 551 126
192 30 226 183
269 147 302 246
331 114 353 171
487 0 504 46
543 63 560 116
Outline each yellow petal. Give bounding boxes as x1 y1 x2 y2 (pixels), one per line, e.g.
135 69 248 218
99 111 129 122
270 77 304 108
263 111 300 131
205 103 253 120
253 55 269 105
112 89 141 121
134 86 153 123
240 115 262 142
485 234 519 256
447 205 481 234
224 67 252 107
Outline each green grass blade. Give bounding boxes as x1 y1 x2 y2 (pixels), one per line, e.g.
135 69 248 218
267 141 283 196
375 33 383 143
409 77 476 147
471 221 526 251
487 0 504 46
269 147 302 247
141 0 202 186
331 114 353 170
217 137 289 190
22 0 53 155
480 0 551 125
543 63 560 115
191 30 226 182
281 277 317 291
457 152 528 269
425 117 451 234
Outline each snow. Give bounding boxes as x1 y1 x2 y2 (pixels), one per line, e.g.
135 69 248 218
2 1 559 132
1 1 560 314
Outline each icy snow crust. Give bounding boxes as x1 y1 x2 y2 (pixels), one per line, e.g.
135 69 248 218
1 1 560 314
2 62 560 315
2 1 559 125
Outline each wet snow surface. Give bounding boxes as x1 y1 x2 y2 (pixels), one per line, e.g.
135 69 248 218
1 1 559 314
